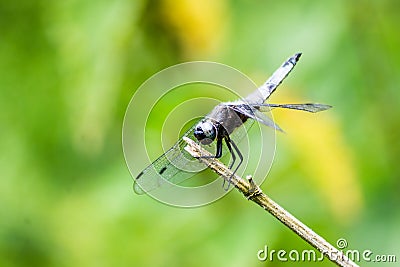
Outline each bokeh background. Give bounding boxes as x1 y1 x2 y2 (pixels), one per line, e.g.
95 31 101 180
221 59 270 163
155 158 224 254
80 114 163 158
1 0 399 266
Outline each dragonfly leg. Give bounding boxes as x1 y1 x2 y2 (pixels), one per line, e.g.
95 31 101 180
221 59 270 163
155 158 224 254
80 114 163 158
197 137 223 159
223 137 235 190
223 136 243 191
225 138 236 170
215 138 223 158
230 139 243 176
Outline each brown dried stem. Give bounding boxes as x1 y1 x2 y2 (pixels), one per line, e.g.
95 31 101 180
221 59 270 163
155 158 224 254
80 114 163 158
183 137 359 267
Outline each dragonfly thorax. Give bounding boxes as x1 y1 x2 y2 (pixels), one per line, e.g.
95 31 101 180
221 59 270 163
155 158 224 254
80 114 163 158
194 119 217 145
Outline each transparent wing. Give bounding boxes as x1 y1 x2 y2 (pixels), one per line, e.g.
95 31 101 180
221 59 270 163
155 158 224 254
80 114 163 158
228 102 331 134
228 104 284 132
133 125 206 194
255 103 332 113
134 116 257 194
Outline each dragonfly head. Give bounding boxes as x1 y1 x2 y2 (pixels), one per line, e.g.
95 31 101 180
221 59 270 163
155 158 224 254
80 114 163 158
194 119 216 145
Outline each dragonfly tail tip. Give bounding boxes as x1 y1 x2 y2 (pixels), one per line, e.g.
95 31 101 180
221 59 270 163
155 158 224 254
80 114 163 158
289 53 302 65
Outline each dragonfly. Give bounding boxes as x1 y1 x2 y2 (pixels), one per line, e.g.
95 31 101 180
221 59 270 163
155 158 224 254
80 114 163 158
134 53 331 194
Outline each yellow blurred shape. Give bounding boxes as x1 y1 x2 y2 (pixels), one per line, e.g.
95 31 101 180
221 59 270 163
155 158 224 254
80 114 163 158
272 91 363 224
161 0 228 58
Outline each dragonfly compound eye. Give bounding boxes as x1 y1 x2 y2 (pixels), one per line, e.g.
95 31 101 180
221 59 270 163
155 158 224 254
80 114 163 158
194 121 216 145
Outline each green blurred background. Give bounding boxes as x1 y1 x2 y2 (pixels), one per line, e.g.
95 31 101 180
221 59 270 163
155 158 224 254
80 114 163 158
1 0 399 266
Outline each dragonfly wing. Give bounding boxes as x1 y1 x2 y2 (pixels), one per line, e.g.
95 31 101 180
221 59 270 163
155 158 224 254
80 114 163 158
133 126 205 194
256 103 332 113
228 104 283 132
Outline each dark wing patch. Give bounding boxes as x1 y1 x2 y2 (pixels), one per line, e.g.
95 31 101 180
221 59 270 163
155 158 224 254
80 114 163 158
227 104 283 132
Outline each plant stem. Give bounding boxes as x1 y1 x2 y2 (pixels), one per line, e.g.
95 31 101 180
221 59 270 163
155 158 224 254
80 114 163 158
183 137 359 267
